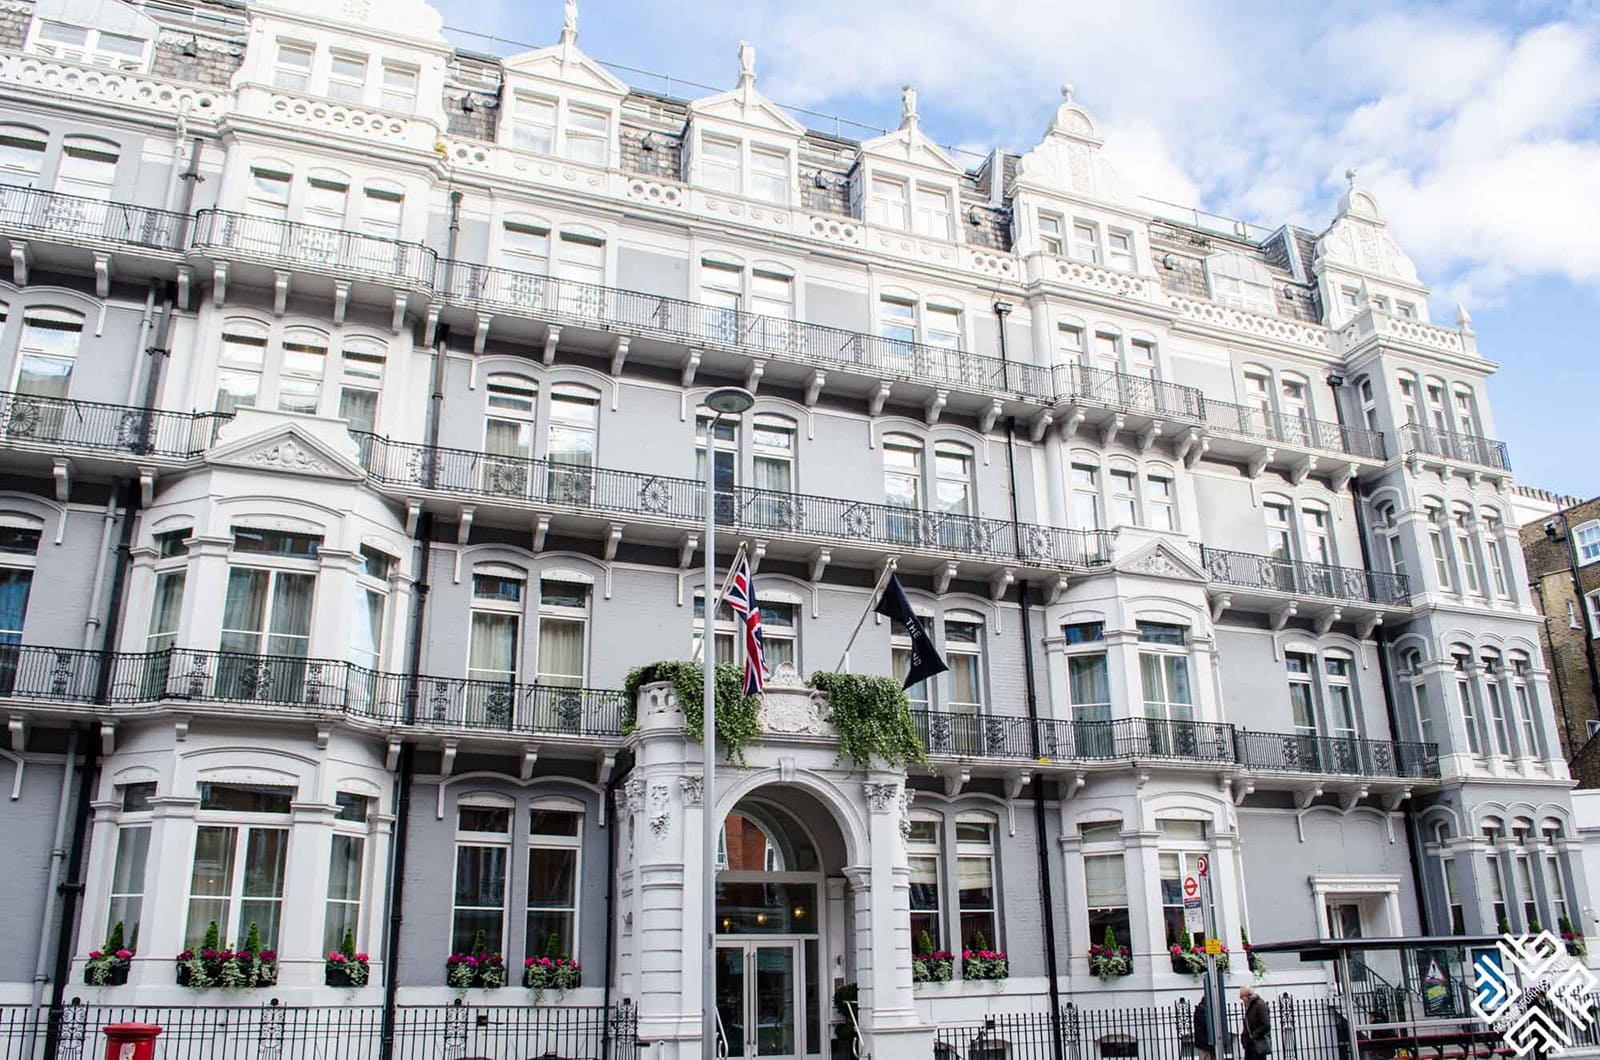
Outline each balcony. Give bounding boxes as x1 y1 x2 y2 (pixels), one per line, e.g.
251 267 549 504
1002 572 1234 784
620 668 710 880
355 433 1114 576
1200 546 1411 620
1401 423 1511 474
0 644 628 742
192 209 437 307
0 391 225 465
0 185 190 282
1233 729 1439 780
1205 398 1386 472
1050 363 1206 425
910 708 1441 782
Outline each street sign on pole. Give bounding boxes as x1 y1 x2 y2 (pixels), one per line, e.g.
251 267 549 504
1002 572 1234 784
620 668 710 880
1183 876 1199 899
1196 855 1209 877
1184 897 1204 934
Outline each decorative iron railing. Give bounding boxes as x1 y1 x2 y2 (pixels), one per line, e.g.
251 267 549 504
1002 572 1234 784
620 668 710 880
354 432 1114 571
0 391 226 458
911 709 1440 779
0 644 628 739
1199 546 1412 606
1050 363 1207 422
193 209 438 289
0 184 189 252
0 999 640 1060
1233 729 1440 779
1400 423 1511 472
1205 398 1386 460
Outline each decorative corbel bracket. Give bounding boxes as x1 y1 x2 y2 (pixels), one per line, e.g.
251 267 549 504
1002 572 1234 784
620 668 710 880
934 561 959 595
924 389 948 426
804 370 826 407
541 325 563 366
980 399 1003 434
868 381 892 417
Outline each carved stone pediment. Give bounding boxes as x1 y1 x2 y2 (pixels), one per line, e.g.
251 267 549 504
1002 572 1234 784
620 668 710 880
1114 540 1210 582
206 415 365 482
756 662 834 738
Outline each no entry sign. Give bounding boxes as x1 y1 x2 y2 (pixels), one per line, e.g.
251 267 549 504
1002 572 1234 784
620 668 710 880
1183 875 1199 899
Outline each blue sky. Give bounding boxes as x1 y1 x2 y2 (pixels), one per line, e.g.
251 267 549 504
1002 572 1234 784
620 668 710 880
434 0 1600 498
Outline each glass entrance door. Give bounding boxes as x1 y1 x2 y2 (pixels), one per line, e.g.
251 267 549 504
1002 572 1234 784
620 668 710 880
716 940 802 1060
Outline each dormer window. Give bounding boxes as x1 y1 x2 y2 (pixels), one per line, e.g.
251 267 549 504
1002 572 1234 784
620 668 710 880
328 53 367 104
28 19 148 70
1206 252 1275 314
749 146 788 203
510 95 612 166
1072 222 1100 264
1107 230 1134 270
701 136 740 193
381 63 419 111
913 187 952 240
869 178 908 229
692 134 789 203
273 42 312 91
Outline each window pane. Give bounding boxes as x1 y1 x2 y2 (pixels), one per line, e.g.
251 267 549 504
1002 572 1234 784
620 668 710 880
527 846 576 904
199 783 293 813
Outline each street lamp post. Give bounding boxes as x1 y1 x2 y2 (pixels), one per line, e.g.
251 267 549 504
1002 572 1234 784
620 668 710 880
699 386 753 1060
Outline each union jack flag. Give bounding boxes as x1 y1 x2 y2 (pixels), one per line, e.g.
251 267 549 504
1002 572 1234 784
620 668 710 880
724 554 766 696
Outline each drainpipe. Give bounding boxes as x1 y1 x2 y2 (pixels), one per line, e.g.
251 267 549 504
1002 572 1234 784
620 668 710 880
995 301 1066 1060
121 287 158 409
39 728 96 1060
600 770 624 1055
23 727 79 1060
380 192 460 1060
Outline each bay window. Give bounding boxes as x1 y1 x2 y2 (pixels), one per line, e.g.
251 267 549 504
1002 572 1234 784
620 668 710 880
1159 820 1210 964
1483 655 1511 755
1138 622 1193 725
955 818 998 954
1084 843 1130 954
1515 855 1538 929
1511 657 1540 758
1442 857 1465 934
452 800 511 954
1454 654 1481 756
1486 849 1508 929
323 794 369 952
147 569 185 653
185 783 292 949
1452 507 1482 595
907 817 942 951
1481 512 1510 598
350 545 391 672
1426 504 1452 590
106 793 152 948
525 800 583 960
1065 622 1111 755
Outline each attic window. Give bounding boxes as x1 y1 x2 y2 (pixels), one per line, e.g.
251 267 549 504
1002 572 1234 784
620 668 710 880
1205 252 1275 314
29 19 149 71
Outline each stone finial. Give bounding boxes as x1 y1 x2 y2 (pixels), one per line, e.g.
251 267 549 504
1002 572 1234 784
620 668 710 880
560 0 577 45
1061 83 1074 103
900 84 918 130
1346 166 1358 190
737 40 756 87
1456 302 1473 330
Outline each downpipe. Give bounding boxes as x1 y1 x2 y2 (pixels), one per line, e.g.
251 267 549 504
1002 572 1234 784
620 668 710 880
995 300 1067 1060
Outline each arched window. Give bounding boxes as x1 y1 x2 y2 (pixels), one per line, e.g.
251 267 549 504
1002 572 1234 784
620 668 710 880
1450 504 1482 596
1451 650 1481 757
1422 376 1450 435
304 168 351 229
1479 507 1509 598
279 326 329 415
1070 451 1102 530
883 433 923 545
15 306 85 400
1356 376 1377 432
1423 500 1450 590
0 124 46 179
546 383 600 502
469 564 525 690
1377 502 1405 578
944 612 986 716
0 511 43 647
955 813 1001 953
57 136 119 202
1509 653 1541 758
1107 458 1139 527
216 319 268 414
1146 463 1177 530
1452 385 1481 438
246 162 293 228
890 604 936 714
502 216 552 277
483 375 538 495
555 228 605 315
1396 371 1421 428
1205 252 1274 313
1301 501 1332 565
451 793 514 954
907 811 944 950
759 587 802 672
535 573 590 689
527 796 584 961
337 336 386 435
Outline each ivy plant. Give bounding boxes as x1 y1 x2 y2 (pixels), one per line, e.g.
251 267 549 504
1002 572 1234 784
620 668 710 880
624 661 761 764
809 671 925 769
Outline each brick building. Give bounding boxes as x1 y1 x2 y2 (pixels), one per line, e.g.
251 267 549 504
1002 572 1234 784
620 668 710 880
1520 493 1600 779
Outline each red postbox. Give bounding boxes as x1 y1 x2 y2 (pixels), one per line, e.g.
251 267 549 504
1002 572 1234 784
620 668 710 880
102 1023 161 1060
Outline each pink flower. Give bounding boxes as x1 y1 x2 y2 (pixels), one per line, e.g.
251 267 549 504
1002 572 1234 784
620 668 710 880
524 958 539 967
202 949 219 960
89 950 103 960
328 952 348 963
177 950 194 961
114 950 133 960
354 954 369 962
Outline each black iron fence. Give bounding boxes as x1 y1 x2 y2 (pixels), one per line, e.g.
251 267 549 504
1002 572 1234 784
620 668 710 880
933 996 1350 1060
354 432 1114 572
0 644 628 739
0 391 225 459
1400 424 1511 472
1199 547 1412 607
1052 364 1206 423
912 709 1440 779
193 210 438 290
1206 400 1386 461
0 999 638 1060
0 185 190 252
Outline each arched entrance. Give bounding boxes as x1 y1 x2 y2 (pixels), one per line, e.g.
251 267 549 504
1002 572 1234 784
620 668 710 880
713 789 849 1060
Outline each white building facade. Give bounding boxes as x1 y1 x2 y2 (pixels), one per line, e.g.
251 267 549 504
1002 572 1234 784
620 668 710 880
0 1 1589 1057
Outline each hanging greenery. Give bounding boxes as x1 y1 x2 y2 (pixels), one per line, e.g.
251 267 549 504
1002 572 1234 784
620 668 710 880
624 661 761 764
809 671 925 770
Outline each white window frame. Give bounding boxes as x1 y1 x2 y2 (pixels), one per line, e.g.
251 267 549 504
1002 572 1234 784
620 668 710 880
184 784 294 950
954 815 1000 958
452 795 513 955
1574 522 1600 566
526 797 584 962
26 18 150 71
323 796 369 953
535 577 590 688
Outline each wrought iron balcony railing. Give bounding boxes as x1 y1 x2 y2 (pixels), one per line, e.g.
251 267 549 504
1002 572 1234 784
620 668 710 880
1401 423 1511 472
1200 546 1411 606
441 261 1205 421
193 209 438 290
0 390 227 458
1050 363 1207 422
1233 729 1440 779
913 711 1238 765
354 432 1114 571
0 643 628 738
911 708 1441 779
0 184 190 252
1206 399 1386 460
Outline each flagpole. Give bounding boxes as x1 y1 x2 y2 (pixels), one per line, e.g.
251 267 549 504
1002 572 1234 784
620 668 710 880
834 558 897 672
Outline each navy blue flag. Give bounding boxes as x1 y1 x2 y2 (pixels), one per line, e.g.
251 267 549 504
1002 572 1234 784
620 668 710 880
874 572 948 690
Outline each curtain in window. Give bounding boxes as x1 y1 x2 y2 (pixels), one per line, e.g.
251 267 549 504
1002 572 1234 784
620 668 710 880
1068 655 1109 716
948 653 980 713
1085 854 1127 906
485 419 532 459
909 853 941 949
537 616 584 686
0 568 33 641
239 828 288 949
186 825 237 947
221 569 269 652
107 826 150 949
148 571 184 651
266 573 315 657
351 587 383 670
339 388 378 434
469 613 517 681
323 834 363 952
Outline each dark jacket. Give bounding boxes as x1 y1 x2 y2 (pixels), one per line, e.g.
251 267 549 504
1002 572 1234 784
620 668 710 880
1194 1000 1213 1049
1243 995 1271 1055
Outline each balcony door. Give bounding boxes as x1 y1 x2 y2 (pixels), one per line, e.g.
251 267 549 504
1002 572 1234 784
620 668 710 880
716 940 804 1060
697 416 739 526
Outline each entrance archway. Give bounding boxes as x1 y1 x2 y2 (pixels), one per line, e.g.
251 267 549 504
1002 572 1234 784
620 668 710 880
713 787 853 1060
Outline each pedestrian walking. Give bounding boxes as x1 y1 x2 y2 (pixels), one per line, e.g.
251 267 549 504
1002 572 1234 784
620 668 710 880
1194 978 1216 1060
1240 986 1272 1058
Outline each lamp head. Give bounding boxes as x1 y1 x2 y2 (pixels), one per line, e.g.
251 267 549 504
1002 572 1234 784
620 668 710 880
703 386 755 415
